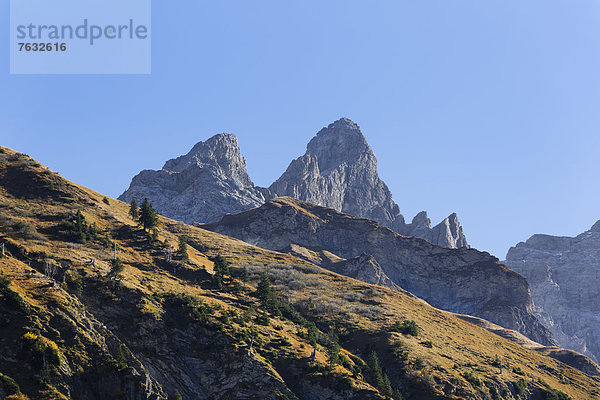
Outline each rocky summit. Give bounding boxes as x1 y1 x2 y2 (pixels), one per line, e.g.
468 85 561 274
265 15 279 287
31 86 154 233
269 118 468 248
505 221 600 364
206 197 554 346
119 133 270 224
119 118 468 248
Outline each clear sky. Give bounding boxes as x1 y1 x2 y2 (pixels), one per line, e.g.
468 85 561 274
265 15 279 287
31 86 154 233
2 1 600 259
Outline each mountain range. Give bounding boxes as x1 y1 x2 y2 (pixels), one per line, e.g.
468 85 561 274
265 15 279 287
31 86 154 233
1 146 598 399
119 118 468 249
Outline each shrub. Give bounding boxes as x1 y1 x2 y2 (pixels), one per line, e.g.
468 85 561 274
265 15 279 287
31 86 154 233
65 272 83 296
168 393 182 400
11 220 43 241
413 357 426 370
0 275 27 312
463 371 481 388
102 197 110 205
514 378 527 395
22 332 60 366
57 210 97 243
391 320 419 336
0 373 20 395
512 366 525 376
392 341 409 362
544 389 571 400
491 355 501 368
165 293 213 325
420 340 433 348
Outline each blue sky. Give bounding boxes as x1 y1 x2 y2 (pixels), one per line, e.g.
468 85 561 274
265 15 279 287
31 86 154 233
2 1 600 258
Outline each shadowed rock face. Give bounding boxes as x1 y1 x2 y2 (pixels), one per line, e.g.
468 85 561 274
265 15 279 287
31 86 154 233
206 197 555 346
119 119 468 248
505 222 600 363
118 134 271 224
269 118 468 248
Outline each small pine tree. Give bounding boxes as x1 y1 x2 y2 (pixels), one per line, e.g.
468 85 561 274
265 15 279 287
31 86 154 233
129 198 139 221
256 272 278 313
109 258 124 280
326 328 340 367
367 351 385 392
178 236 189 262
138 198 158 232
381 374 393 397
213 255 229 276
241 267 249 283
74 210 87 243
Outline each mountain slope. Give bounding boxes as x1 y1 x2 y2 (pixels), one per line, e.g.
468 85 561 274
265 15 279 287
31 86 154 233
506 223 600 364
205 197 554 346
1 146 598 400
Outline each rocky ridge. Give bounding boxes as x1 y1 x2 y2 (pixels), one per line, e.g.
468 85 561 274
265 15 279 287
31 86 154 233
205 197 555 346
119 118 468 248
505 222 600 364
270 118 468 248
119 134 270 224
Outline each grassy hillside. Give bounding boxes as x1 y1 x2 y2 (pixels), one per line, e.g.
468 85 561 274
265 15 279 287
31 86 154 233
0 146 598 400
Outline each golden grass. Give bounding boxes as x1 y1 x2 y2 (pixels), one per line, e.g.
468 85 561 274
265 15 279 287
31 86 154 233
0 146 599 399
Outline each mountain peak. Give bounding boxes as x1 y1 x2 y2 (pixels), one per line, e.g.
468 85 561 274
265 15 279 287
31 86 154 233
305 118 371 174
118 132 270 224
270 119 401 228
163 133 252 187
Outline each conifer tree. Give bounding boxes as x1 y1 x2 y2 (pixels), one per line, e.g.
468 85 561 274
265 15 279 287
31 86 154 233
367 351 385 392
326 328 340 367
138 198 158 232
256 272 278 312
177 236 189 262
381 374 393 397
109 258 124 280
213 254 229 276
241 267 249 283
212 254 229 288
129 198 139 222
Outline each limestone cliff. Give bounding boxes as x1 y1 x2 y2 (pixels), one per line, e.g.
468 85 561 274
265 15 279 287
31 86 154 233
119 119 468 248
270 118 468 248
206 197 554 346
118 134 270 224
506 222 600 363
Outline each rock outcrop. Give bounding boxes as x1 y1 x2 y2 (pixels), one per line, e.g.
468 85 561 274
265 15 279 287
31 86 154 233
118 134 270 224
283 244 402 292
269 118 468 248
505 222 600 363
119 119 468 248
206 197 555 346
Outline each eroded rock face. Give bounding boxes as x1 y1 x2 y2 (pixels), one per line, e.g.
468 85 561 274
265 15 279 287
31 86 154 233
269 119 469 248
119 119 468 248
118 134 271 224
505 223 600 363
206 197 554 346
